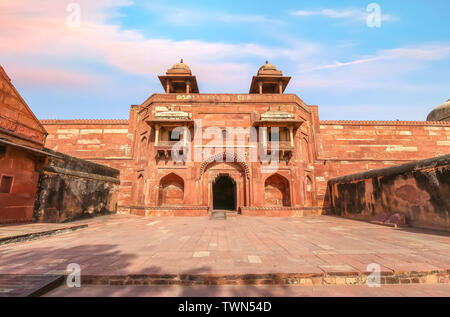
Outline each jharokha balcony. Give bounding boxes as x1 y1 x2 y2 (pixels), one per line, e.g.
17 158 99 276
252 109 303 161
154 140 188 160
146 107 193 159
262 141 295 161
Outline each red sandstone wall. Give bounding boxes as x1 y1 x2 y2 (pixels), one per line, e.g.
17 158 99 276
314 121 450 208
42 120 131 159
0 147 40 223
41 118 135 205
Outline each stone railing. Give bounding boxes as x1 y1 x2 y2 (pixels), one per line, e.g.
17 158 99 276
156 140 181 148
264 141 294 150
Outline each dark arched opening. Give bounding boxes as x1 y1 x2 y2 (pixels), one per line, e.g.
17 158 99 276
213 176 236 211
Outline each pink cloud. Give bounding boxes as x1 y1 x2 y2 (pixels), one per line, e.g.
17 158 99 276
4 64 101 87
1 0 447 96
0 0 318 88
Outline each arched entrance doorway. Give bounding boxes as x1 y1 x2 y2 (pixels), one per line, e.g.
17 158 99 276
200 152 250 211
212 175 236 211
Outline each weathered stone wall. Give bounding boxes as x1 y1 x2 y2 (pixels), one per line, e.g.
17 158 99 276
34 149 120 223
328 154 450 231
314 121 450 209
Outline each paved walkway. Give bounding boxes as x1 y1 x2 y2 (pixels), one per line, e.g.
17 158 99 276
45 283 450 297
0 214 448 281
0 222 88 245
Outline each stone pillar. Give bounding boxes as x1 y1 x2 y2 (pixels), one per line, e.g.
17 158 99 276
155 125 160 146
236 180 240 211
183 125 187 146
262 127 268 147
289 126 294 147
279 81 283 94
246 174 251 206
258 80 263 94
166 80 170 94
186 80 191 94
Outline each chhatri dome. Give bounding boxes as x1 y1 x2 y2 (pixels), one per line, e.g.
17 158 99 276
167 59 192 75
258 60 278 73
159 59 199 93
249 60 291 94
427 99 450 122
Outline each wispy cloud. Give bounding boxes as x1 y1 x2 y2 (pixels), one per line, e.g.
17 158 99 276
291 8 396 23
303 45 450 72
292 44 450 90
142 4 284 26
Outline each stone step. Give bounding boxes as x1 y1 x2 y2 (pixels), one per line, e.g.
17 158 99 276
0 274 64 297
79 270 450 286
210 211 227 220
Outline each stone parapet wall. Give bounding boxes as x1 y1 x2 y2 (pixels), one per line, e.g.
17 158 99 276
41 120 132 160
142 93 307 105
328 154 450 231
318 121 449 161
314 121 450 208
34 149 121 223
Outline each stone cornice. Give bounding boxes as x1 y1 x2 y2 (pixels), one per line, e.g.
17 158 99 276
40 119 129 125
141 93 310 113
319 120 450 126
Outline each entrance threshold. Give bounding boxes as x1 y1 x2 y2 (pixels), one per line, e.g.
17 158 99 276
210 210 227 220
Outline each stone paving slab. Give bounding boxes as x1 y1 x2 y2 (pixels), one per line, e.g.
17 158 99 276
0 215 448 286
44 284 450 297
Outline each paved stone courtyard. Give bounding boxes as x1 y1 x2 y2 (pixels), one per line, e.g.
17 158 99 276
0 214 449 283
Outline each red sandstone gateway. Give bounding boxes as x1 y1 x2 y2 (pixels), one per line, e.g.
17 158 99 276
39 61 450 218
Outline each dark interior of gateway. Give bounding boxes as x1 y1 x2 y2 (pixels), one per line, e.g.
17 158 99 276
213 176 236 211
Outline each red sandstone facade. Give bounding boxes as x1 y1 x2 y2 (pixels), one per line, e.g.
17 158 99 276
41 61 450 217
0 66 48 223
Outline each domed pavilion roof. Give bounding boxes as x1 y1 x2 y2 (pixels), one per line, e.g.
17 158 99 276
166 59 192 75
258 61 278 72
427 99 450 122
257 60 283 76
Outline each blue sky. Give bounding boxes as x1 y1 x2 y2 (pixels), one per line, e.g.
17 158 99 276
0 0 449 120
